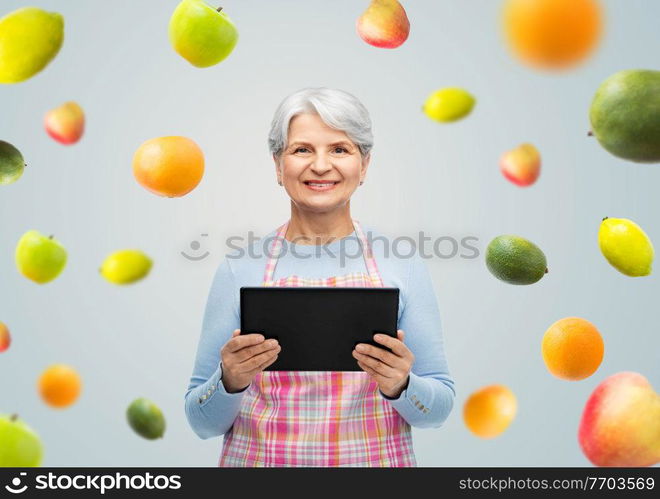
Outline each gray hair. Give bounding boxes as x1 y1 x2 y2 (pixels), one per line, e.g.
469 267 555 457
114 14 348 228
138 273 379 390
268 87 373 159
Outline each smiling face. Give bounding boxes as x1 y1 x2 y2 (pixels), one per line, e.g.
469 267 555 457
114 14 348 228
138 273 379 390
274 113 370 214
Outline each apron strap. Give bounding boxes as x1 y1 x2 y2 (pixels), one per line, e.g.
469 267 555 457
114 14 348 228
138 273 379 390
353 219 385 287
262 221 289 284
262 219 384 287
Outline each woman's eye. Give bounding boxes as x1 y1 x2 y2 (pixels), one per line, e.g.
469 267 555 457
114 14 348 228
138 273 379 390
333 147 348 154
294 147 310 153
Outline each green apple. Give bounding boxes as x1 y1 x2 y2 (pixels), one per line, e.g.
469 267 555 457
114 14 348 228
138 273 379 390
0 414 44 467
0 140 26 185
15 230 67 284
169 0 238 68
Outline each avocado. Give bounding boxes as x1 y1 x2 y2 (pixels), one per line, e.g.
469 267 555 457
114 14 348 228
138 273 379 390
589 69 660 163
486 235 548 285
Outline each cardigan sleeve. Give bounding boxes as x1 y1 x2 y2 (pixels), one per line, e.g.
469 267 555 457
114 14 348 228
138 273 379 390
184 258 247 439
379 254 456 428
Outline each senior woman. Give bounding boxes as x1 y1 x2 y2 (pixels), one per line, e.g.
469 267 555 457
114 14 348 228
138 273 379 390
185 87 455 467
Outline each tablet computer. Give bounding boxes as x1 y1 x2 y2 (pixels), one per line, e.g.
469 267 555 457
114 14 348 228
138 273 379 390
240 287 399 371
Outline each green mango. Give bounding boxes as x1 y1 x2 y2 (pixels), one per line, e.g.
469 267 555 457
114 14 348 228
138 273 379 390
0 140 25 185
0 7 64 84
590 70 660 163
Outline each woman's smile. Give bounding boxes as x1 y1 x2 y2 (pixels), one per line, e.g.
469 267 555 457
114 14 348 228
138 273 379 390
303 180 340 192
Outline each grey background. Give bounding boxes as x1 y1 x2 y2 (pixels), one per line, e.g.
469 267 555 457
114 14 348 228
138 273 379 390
1 0 658 466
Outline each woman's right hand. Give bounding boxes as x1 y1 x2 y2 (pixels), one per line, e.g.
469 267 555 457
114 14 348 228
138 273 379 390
220 329 280 393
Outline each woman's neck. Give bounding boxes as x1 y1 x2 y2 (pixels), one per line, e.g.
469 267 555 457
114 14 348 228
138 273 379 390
285 206 355 245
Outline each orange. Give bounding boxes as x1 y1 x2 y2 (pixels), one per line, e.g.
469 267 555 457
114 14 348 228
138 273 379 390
542 317 604 381
503 0 603 70
132 136 204 197
463 384 517 438
38 364 82 408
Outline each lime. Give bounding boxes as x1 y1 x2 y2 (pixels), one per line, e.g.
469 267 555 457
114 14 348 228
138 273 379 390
486 235 548 285
127 398 166 440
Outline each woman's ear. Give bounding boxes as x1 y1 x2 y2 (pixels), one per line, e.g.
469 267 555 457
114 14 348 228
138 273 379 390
273 155 281 183
361 152 371 176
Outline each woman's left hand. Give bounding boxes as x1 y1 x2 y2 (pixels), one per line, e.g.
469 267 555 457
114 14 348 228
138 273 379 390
353 329 414 399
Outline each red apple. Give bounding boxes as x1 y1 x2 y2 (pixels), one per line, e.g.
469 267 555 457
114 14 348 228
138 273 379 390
44 101 85 145
500 143 541 187
356 0 410 49
0 321 9 353
578 372 660 467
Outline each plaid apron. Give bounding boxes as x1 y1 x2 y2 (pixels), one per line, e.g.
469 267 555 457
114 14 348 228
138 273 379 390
219 219 416 467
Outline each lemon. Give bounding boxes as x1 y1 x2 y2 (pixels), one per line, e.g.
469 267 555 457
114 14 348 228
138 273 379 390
100 250 152 285
0 7 64 84
422 87 475 123
598 217 654 277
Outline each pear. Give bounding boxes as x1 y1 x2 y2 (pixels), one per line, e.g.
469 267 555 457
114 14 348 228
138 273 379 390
169 0 238 68
0 140 26 185
0 7 64 84
357 0 410 49
15 230 67 284
100 249 153 285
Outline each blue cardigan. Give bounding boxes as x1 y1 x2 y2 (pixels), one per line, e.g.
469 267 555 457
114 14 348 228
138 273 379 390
185 223 456 439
